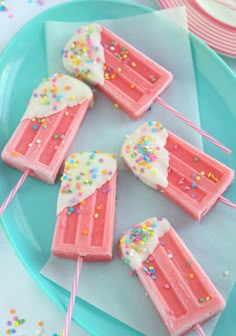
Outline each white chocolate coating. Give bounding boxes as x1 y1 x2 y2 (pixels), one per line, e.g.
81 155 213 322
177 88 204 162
57 152 117 215
119 217 171 270
23 74 93 119
121 121 169 189
63 24 105 85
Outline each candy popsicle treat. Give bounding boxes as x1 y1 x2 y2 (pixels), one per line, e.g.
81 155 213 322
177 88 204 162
119 217 225 336
51 151 117 336
1 74 93 184
62 23 230 154
52 151 117 261
0 74 93 215
63 23 172 120
121 121 235 220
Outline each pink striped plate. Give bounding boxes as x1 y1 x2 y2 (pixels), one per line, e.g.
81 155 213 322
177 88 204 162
158 0 236 57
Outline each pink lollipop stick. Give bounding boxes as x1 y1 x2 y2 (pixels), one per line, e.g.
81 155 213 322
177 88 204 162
155 97 231 154
215 0 236 10
194 323 206 336
0 169 30 216
219 196 236 208
63 256 83 336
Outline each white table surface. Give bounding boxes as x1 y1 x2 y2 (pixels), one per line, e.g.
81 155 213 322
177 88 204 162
0 1 235 335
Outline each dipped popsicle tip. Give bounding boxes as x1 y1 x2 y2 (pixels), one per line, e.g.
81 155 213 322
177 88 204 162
63 23 105 86
119 217 170 270
121 121 169 190
121 121 235 220
23 73 94 120
57 151 117 215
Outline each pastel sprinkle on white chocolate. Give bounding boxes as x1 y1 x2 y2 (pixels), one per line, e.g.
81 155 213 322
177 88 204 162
121 121 170 189
23 74 93 119
57 151 117 215
119 217 171 270
63 24 105 86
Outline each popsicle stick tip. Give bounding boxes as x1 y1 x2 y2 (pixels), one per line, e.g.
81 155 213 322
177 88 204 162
194 323 206 336
219 196 236 209
0 168 30 216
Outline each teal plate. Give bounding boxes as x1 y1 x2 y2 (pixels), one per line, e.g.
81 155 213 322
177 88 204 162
0 0 236 335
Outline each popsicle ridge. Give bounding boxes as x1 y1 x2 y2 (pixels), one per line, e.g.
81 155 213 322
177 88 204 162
57 151 117 215
121 121 234 219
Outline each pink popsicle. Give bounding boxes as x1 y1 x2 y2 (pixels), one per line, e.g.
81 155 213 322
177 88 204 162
51 151 117 336
1 74 93 184
119 217 225 336
62 24 230 154
52 151 117 261
63 23 173 120
121 121 235 220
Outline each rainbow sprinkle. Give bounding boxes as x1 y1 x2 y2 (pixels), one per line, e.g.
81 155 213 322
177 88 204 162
124 121 165 176
60 152 113 197
63 24 104 83
2 307 65 335
57 151 116 215
0 1 8 11
120 220 157 262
